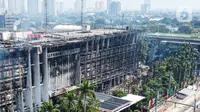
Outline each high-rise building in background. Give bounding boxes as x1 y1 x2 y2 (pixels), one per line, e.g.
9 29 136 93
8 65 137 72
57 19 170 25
47 0 56 16
74 0 86 13
95 0 105 12
107 0 111 12
28 0 39 16
41 0 44 14
74 0 81 13
1 0 25 14
20 0 25 14
7 0 20 14
0 0 7 12
109 1 121 16
141 0 150 13
1 0 6 9
14 0 21 14
8 0 14 13
60 2 64 13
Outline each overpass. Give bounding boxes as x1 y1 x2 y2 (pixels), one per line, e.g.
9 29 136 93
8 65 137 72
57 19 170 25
147 33 200 45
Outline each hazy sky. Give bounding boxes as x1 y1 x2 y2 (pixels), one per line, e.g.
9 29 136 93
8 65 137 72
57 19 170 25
58 0 200 11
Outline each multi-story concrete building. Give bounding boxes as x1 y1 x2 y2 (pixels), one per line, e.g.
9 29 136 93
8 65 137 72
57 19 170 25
0 29 144 112
0 13 16 29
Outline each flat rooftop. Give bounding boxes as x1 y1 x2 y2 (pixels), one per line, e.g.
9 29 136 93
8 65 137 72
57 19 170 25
50 29 125 38
0 29 144 51
95 92 132 112
0 29 136 50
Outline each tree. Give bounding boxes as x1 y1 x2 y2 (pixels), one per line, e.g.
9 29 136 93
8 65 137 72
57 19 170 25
94 18 106 28
39 100 60 112
134 110 141 112
78 80 97 112
191 20 200 28
178 25 192 34
86 98 100 112
161 17 171 25
112 89 127 97
57 91 78 112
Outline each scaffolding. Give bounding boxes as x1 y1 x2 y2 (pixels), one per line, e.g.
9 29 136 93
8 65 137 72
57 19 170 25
0 49 26 112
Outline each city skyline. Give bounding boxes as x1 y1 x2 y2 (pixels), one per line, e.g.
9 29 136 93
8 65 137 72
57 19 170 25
59 0 200 11
1 0 200 14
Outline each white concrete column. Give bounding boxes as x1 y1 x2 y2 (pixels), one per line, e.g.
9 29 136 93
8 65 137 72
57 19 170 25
114 77 116 86
33 48 41 108
42 47 49 102
84 41 89 80
26 49 33 112
97 39 99 53
107 38 110 49
75 54 81 84
101 82 104 90
109 80 112 94
17 91 24 112
102 39 105 48
119 76 121 84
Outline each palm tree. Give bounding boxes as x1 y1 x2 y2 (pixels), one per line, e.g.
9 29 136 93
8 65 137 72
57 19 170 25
78 80 97 112
39 100 60 112
57 91 77 112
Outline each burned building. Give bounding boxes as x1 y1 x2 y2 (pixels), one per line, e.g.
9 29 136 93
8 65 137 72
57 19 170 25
0 29 144 112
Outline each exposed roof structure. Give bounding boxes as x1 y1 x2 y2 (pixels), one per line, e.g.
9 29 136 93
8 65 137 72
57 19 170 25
121 94 145 105
2 29 127 49
95 92 132 112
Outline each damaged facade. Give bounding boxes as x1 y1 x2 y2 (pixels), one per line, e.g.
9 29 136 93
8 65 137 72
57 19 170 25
0 29 144 112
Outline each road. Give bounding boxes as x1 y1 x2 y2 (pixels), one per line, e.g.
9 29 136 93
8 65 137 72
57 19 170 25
157 89 200 112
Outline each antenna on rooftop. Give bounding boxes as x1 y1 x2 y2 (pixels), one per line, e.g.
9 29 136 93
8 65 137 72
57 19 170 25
44 0 48 34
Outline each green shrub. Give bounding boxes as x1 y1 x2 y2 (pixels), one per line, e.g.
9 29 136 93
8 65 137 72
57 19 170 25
112 89 127 97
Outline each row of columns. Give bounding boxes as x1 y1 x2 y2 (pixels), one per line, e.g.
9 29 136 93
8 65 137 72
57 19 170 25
25 47 49 112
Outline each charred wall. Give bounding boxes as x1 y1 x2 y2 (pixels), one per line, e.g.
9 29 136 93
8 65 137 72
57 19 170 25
0 30 144 111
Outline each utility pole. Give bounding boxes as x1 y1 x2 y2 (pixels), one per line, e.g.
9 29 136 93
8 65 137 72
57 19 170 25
155 90 159 112
194 96 197 112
